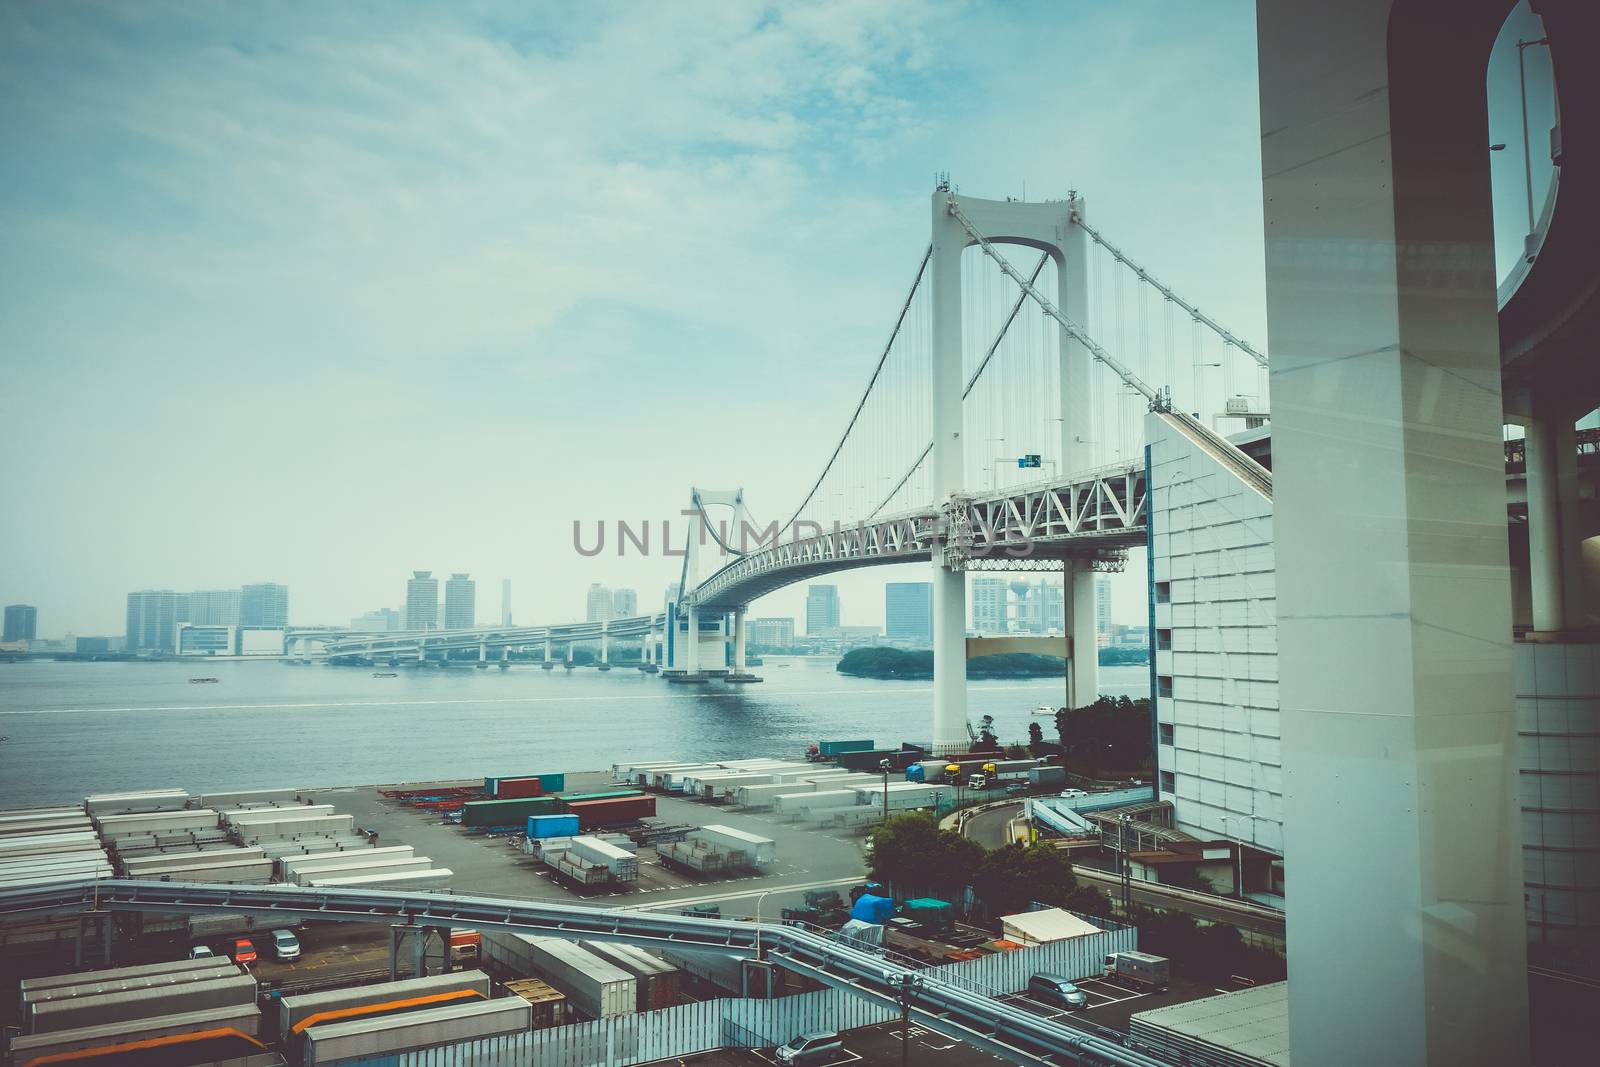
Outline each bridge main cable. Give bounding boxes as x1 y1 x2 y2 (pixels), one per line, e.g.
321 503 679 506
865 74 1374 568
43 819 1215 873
945 197 1162 405
1071 209 1268 368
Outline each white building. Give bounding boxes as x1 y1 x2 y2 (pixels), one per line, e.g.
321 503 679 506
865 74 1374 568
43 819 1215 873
1095 578 1113 648
405 572 438 630
970 577 1007 634
445 573 476 629
177 623 236 656
612 588 638 618
586 583 613 623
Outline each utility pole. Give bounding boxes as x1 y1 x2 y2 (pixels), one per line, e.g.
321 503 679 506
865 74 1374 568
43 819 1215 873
879 759 891 822
896 972 924 1067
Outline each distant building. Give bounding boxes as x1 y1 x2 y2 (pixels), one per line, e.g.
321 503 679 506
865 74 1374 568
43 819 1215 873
74 637 110 655
612 588 638 618
501 579 513 626
126 590 188 652
350 608 402 632
239 583 288 627
405 572 439 630
445 573 476 629
187 590 241 626
1095 578 1113 648
884 583 932 642
748 617 795 648
3 604 38 643
1017 579 1064 634
970 578 1008 634
586 583 613 623
177 623 236 656
805 585 840 636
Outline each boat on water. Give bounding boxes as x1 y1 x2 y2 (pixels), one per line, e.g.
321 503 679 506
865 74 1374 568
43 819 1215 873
372 671 398 678
189 677 219 684
1033 705 1055 715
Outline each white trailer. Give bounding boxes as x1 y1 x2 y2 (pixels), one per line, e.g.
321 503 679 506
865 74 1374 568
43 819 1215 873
850 782 951 813
731 783 792 809
566 836 639 882
481 933 635 1019
291 857 435 885
94 810 221 837
225 804 334 824
235 814 356 842
139 857 274 884
303 867 451 890
123 846 267 875
771 789 858 820
200 788 304 808
83 790 190 816
279 845 414 879
691 825 776 868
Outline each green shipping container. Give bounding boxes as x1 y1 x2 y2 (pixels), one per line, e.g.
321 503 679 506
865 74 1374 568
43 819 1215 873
556 790 641 807
461 796 559 827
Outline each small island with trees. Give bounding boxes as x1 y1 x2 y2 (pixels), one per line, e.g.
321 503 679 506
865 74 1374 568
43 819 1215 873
837 648 1066 679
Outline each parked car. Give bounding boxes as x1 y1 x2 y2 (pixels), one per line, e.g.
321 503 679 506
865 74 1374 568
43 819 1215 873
270 928 301 961
187 944 215 960
1027 973 1090 1011
775 1031 844 1065
1004 782 1028 795
231 938 257 966
1059 788 1089 799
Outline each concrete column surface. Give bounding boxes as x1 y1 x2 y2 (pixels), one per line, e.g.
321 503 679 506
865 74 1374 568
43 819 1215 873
1554 415 1585 627
930 189 968 751
1525 414 1565 631
1069 562 1098 707
1259 1 1528 1064
685 603 700 674
733 607 747 671
1060 196 1092 474
930 563 967 754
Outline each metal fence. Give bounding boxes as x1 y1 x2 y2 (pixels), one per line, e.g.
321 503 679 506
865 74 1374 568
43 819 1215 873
325 921 1134 1067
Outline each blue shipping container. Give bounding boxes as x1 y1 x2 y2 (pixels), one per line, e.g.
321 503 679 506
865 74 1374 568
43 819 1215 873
818 739 875 756
527 813 581 838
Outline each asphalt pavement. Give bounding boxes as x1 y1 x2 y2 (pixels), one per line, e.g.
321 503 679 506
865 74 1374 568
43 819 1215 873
644 1020 1013 1066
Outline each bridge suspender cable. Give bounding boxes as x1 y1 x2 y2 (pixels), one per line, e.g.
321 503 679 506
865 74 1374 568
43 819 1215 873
1070 211 1268 368
945 198 1163 405
865 252 1050 521
776 245 932 538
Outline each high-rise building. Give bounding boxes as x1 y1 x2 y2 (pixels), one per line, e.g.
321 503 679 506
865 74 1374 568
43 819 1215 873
884 583 932 642
405 572 439 630
970 577 1008 634
187 589 241 626
1095 577 1113 648
663 584 681 612
804 585 840 636
1035 580 1064 634
501 579 512 626
612 588 638 618
748 617 795 648
586 583 613 623
239 583 288 627
125 590 188 652
350 608 402 632
3 605 38 643
445 573 476 629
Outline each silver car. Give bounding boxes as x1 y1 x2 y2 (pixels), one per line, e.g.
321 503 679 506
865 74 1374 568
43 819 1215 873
775 1031 843 1065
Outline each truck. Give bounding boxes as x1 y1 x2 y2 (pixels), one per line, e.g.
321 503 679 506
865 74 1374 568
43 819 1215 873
480 933 635 1019
1104 950 1170 991
781 889 847 927
688 825 775 869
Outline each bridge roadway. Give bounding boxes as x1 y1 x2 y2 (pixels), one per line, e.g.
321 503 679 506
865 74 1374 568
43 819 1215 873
2 878 1167 1067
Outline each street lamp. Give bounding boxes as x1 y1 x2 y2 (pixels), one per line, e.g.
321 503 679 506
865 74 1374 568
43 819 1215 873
879 759 892 822
1220 816 1244 899
895 971 925 1067
753 889 776 961
1192 360 1223 420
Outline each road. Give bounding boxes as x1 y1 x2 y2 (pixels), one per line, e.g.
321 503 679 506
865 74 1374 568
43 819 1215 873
963 802 1024 849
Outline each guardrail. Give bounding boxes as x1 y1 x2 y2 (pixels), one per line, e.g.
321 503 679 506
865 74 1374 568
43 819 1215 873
2 879 1168 1067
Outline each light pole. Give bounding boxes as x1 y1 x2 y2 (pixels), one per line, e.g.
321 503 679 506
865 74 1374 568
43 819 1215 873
895 971 925 1067
1192 360 1222 420
879 759 892 823
753 888 776 961
1220 815 1244 898
1118 814 1133 914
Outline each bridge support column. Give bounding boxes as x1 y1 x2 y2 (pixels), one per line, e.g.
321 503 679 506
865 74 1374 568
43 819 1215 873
685 603 700 674
1526 412 1566 632
930 188 969 754
1061 194 1092 473
598 621 610 670
416 640 425 663
1065 563 1098 707
1555 415 1586 627
733 607 746 672
478 641 487 663
1259 3 1527 1062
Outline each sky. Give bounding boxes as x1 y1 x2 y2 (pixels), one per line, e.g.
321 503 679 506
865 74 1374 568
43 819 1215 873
4 1 1279 637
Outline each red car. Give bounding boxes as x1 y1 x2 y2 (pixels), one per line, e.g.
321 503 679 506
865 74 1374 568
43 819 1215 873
231 938 257 966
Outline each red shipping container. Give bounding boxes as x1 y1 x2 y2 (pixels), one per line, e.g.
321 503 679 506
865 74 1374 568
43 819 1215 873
495 777 544 799
565 795 655 829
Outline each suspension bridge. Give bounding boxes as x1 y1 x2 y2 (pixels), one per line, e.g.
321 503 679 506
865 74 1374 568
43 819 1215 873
319 182 1273 754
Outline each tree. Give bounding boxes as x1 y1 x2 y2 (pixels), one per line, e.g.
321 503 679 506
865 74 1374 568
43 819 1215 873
1053 707 1070 777
867 812 983 895
972 842 1077 918
977 715 998 749
1027 721 1044 747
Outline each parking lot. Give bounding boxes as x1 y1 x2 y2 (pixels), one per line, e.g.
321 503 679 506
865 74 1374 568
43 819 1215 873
1002 973 1240 1035
645 1021 1013 1066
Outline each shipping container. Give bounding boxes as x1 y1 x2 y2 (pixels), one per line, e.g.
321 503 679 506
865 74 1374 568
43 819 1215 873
566 836 639 881
563 795 655 829
225 805 334 824
0 832 102 859
276 971 491 1042
21 958 237 1007
1029 765 1067 787
771 789 858 819
556 789 643 805
527 813 582 839
123 846 267 875
850 782 951 812
0 812 92 836
199 788 303 808
6 1004 261 1064
83 789 190 816
690 825 776 868
26 972 256 1034
504 977 569 1029
836 747 926 773
480 933 634 1019
303 998 530 1066
303 867 452 890
730 783 790 809
486 772 565 796
461 796 558 828
817 739 877 757
19 956 234 999
293 857 435 885
234 814 356 842
279 846 414 879
580 941 681 1011
134 857 274 884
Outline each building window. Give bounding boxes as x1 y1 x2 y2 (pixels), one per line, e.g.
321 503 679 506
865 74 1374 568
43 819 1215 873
1156 628 1172 650
1155 581 1171 604
1159 770 1175 793
1159 722 1175 746
1157 675 1173 698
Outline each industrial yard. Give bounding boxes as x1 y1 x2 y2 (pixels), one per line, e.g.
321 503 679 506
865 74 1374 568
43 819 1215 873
0 743 1205 1067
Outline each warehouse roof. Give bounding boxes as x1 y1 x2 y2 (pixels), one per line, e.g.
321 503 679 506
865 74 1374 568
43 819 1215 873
1128 981 1289 1067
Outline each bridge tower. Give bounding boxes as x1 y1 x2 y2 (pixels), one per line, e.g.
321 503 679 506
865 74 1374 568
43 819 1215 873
669 489 747 680
929 189 1096 752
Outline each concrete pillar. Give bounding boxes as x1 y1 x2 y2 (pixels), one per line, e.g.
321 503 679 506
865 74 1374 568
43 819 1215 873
434 926 451 974
685 603 700 674
414 925 426 978
930 188 969 754
478 641 486 663
1061 195 1092 474
543 637 551 662
1554 415 1586 627
600 622 609 665
1066 563 1098 707
1525 413 1565 632
733 607 747 672
388 926 400 982
416 639 425 663
1258 2 1528 1063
